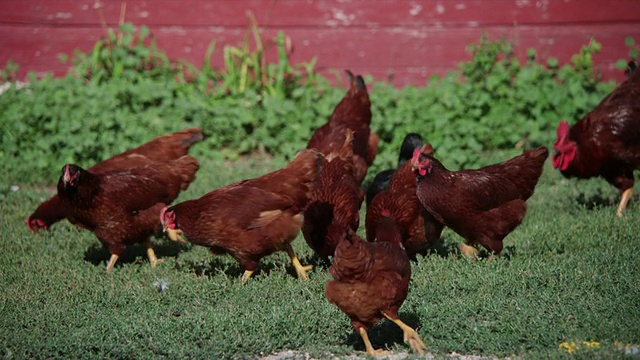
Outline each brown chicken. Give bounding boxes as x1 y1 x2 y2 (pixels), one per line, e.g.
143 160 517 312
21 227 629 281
161 149 322 283
366 133 426 206
302 129 364 258
552 62 640 217
26 128 204 232
366 143 444 259
57 156 200 271
412 146 548 258
325 221 426 356
307 70 378 184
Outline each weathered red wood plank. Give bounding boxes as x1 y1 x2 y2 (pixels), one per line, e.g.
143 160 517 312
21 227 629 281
1 0 640 28
1 23 636 86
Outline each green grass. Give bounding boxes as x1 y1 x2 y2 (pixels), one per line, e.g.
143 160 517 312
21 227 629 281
1 156 639 359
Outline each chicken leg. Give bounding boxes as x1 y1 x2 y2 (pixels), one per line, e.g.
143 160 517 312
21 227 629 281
616 188 633 218
382 312 426 355
241 270 254 284
458 243 479 259
358 327 390 356
106 254 119 272
146 240 158 267
285 244 312 280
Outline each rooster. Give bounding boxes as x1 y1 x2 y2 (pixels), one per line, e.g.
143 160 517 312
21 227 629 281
303 129 364 258
553 62 640 217
161 149 322 283
307 70 378 184
27 128 204 232
325 220 426 356
57 156 200 271
412 146 548 258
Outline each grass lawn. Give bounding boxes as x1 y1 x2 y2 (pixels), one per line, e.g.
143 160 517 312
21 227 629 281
1 155 639 359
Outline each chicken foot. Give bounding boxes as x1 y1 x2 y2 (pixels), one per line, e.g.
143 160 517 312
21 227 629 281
358 327 391 357
285 244 312 280
458 243 479 259
616 188 633 218
382 312 426 355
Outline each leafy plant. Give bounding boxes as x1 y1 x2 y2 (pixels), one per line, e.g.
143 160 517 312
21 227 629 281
0 24 626 183
615 36 639 71
366 35 615 174
63 23 180 84
0 60 19 82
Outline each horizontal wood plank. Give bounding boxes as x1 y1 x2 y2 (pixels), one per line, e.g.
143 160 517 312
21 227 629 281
1 0 640 28
1 23 636 86
1 1 639 86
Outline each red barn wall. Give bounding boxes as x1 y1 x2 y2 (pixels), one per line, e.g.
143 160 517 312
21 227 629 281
1 0 639 87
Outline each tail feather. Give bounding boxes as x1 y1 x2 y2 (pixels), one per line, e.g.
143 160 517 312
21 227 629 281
123 127 204 161
325 129 356 176
626 60 638 79
286 149 323 185
345 69 367 92
365 130 379 166
355 75 366 91
483 146 548 201
330 228 371 281
176 127 205 147
251 149 323 206
170 155 200 190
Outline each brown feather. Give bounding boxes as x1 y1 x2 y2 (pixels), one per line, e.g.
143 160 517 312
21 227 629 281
554 66 640 196
307 70 377 184
414 147 547 254
303 134 363 258
166 149 322 273
57 156 199 259
325 227 410 334
366 161 443 259
27 128 204 232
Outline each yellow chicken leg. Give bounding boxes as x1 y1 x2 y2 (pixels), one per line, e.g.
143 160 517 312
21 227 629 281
358 327 390 357
241 270 254 284
106 254 119 272
382 312 427 355
146 240 158 267
458 243 479 259
616 188 633 218
285 244 312 280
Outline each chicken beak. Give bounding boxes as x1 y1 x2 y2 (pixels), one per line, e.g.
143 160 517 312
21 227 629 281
164 226 187 243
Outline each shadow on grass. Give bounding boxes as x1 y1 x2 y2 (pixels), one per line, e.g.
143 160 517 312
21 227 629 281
175 251 323 281
306 253 332 270
176 256 245 278
83 239 189 269
574 192 616 211
344 311 422 353
426 236 516 260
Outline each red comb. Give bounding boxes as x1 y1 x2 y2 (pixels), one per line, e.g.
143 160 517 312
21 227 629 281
557 121 570 139
160 206 171 224
412 148 421 164
25 216 34 232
